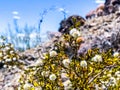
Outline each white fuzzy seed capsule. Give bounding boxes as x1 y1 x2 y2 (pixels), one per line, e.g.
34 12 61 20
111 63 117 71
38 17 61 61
23 83 32 90
80 60 87 68
49 74 57 81
91 54 102 62
13 57 17 61
41 71 46 76
41 71 50 77
6 58 11 62
10 50 14 54
49 50 57 57
1 61 5 63
34 59 43 66
3 65 7 68
8 66 12 70
5 46 10 51
113 52 119 57
3 55 8 59
70 28 81 38
63 80 72 87
62 59 70 68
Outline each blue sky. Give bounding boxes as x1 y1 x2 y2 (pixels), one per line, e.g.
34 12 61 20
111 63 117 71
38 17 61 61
0 0 105 35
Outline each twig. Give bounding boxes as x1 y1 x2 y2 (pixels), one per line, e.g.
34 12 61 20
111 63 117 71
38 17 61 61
88 64 117 84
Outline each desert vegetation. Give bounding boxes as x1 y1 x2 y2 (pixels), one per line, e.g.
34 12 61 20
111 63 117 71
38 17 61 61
0 1 120 90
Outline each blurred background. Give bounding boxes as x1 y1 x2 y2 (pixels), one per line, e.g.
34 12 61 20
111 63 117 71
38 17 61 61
0 0 105 51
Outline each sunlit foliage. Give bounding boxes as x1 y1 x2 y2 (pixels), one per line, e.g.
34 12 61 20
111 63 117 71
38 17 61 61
0 36 23 68
19 28 120 90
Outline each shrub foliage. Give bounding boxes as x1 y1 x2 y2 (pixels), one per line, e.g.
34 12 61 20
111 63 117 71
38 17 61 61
19 28 120 90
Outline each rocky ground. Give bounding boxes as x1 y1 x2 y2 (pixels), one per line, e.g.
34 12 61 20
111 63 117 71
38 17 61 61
78 11 120 55
0 11 120 90
0 67 21 90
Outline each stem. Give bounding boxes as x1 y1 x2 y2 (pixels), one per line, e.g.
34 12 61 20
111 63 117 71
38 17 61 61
88 64 117 85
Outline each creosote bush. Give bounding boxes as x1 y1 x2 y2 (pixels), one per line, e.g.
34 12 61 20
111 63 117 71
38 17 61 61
19 28 120 90
0 36 22 68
